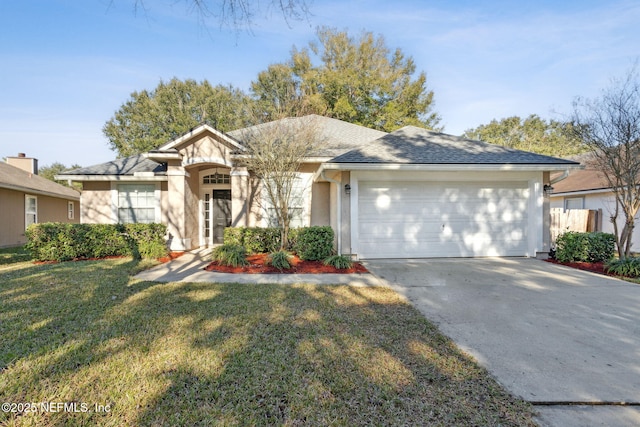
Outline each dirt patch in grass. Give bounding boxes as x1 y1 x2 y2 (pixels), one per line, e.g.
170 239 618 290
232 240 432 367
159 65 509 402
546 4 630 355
205 253 369 274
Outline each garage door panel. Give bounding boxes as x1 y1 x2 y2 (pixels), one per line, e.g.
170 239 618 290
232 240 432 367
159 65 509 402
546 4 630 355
357 181 529 258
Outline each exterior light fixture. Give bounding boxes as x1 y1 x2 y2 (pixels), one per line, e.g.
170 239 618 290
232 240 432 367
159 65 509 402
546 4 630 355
344 184 351 195
543 184 554 196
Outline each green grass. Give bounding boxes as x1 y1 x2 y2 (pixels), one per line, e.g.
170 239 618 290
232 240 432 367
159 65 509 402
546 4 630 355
0 257 536 426
0 246 32 265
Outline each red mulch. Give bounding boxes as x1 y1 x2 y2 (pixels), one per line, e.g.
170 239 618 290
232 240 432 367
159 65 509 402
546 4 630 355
544 259 613 276
204 253 368 274
158 252 185 263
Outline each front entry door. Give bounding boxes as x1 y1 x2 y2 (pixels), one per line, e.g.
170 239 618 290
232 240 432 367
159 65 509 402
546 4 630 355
211 190 231 243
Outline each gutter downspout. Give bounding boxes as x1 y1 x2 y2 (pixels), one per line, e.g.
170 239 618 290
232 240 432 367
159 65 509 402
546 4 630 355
550 170 570 185
321 170 342 255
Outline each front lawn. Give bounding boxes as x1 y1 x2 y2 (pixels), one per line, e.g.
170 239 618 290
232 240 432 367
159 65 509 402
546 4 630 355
0 257 536 426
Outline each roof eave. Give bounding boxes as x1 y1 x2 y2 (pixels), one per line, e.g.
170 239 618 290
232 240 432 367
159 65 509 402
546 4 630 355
54 175 168 182
157 124 246 151
0 182 80 200
319 162 584 172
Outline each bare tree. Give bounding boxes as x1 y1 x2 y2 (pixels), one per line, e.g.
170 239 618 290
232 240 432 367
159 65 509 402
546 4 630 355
128 0 311 31
234 115 324 250
571 65 640 258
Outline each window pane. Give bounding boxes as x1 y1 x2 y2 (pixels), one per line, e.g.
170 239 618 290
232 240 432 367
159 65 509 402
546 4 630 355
118 185 155 224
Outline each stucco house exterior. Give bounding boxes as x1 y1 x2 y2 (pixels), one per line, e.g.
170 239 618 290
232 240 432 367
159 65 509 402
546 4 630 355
59 115 580 259
1 154 80 247
550 158 640 251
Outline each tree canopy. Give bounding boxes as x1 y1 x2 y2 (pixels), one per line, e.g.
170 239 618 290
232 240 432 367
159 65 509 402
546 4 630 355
251 27 441 131
39 162 83 191
463 114 587 158
103 78 251 157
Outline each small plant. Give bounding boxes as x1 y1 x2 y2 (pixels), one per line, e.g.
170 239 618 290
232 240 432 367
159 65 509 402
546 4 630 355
212 244 249 267
606 257 640 278
323 254 353 270
266 250 292 270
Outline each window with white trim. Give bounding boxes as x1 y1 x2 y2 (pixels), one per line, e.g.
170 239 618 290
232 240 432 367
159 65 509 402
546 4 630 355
564 197 584 210
117 184 156 223
68 201 75 220
203 173 230 184
25 195 37 228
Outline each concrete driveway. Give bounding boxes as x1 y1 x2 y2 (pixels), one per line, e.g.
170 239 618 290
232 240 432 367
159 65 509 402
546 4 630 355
365 257 640 427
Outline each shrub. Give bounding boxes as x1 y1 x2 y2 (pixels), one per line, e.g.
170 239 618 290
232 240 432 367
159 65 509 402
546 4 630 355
212 244 249 267
25 223 167 262
223 227 281 254
266 250 292 270
123 223 168 259
294 226 335 261
606 257 640 277
554 231 615 263
323 254 353 270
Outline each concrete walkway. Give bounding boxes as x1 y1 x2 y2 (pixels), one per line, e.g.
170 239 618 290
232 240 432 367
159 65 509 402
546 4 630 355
133 248 385 286
365 257 640 427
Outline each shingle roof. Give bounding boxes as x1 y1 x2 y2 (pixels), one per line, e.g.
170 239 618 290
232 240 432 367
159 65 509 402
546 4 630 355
0 162 80 199
227 114 387 157
60 154 166 176
330 126 581 165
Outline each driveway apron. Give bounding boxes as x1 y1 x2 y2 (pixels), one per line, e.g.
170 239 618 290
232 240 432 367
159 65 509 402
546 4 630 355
365 257 640 427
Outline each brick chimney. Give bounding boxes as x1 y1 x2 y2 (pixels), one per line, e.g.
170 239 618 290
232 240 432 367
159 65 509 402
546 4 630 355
6 153 38 174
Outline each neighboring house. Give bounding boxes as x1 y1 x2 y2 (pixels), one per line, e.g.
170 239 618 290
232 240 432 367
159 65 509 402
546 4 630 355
0 153 80 248
58 115 580 259
550 158 640 250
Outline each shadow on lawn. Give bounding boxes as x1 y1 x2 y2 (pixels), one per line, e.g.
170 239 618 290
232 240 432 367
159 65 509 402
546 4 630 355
1 261 534 426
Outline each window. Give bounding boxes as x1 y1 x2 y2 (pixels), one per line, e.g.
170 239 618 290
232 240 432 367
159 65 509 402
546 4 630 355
564 197 584 210
68 201 75 220
117 184 156 223
25 195 37 228
203 173 230 184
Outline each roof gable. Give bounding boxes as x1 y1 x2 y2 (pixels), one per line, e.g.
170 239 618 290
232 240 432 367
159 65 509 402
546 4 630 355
330 126 581 166
0 162 80 200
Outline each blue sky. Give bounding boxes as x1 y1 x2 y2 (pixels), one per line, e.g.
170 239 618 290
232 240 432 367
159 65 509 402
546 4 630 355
1 0 638 168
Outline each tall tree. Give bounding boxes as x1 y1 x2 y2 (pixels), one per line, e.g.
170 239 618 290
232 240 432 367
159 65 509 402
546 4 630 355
463 115 587 157
251 27 441 131
104 78 251 157
39 162 83 191
571 66 640 259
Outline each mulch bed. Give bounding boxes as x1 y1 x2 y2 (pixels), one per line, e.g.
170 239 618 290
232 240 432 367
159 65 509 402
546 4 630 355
204 253 368 274
544 259 613 276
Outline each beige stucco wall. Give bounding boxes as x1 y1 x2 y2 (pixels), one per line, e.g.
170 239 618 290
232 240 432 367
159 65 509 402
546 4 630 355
0 188 79 247
81 181 113 223
179 135 233 166
0 188 28 247
310 182 330 226
184 170 200 249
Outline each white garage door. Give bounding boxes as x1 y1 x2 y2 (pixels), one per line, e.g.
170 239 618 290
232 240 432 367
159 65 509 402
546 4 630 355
357 181 529 258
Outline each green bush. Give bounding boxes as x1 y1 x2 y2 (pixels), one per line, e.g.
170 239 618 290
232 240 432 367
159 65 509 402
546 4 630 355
266 250 292 270
212 244 249 267
323 254 353 269
223 227 281 254
25 223 168 262
606 257 640 277
294 226 335 261
554 231 615 263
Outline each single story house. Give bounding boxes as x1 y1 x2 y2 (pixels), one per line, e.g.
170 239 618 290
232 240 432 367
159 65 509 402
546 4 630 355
59 115 580 259
550 156 640 250
1 153 80 247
